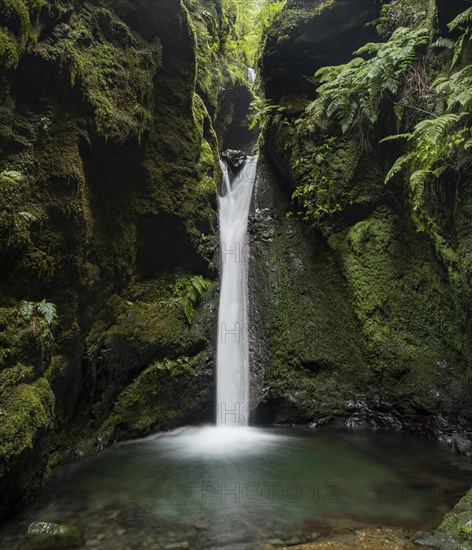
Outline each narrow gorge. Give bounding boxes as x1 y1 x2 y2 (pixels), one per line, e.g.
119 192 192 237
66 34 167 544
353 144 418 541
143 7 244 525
1 0 472 549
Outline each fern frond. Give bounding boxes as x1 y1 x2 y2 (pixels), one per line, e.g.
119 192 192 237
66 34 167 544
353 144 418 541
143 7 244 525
0 170 24 184
433 37 455 50
413 114 461 143
18 211 37 222
452 34 466 67
35 300 58 325
308 27 429 136
385 154 413 183
448 7 472 32
18 301 35 319
410 169 431 210
380 133 412 144
393 102 405 120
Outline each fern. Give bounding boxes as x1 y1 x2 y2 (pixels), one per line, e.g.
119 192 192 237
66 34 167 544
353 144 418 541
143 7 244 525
18 299 57 326
384 153 414 184
383 8 472 201
18 211 37 222
383 111 469 220
434 65 472 111
448 7 472 31
434 7 472 67
308 27 429 136
0 170 24 184
35 300 58 325
433 37 454 50
18 301 35 320
249 97 286 132
171 275 211 325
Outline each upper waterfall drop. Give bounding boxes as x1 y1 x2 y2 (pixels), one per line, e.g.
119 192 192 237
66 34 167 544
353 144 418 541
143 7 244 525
216 154 258 426
247 67 256 84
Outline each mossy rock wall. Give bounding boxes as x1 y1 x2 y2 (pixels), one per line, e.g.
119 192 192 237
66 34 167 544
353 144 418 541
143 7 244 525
0 0 234 522
251 0 472 436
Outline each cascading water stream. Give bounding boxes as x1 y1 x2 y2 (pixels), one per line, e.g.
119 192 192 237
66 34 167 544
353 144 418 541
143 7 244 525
216 156 258 426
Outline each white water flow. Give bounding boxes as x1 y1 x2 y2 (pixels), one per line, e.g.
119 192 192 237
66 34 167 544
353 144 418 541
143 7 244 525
216 155 258 426
247 67 256 84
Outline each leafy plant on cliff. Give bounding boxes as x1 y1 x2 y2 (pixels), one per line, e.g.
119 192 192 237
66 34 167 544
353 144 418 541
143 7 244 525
434 7 472 67
290 137 342 224
0 170 23 184
383 114 468 205
170 275 211 325
249 97 286 132
18 299 57 328
307 27 429 136
383 8 472 225
376 0 429 38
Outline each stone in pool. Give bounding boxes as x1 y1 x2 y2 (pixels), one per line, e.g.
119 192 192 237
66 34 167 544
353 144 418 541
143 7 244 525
25 522 84 548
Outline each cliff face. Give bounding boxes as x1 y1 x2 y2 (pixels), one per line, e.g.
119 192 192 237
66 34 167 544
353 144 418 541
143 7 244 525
251 0 472 439
0 0 246 521
2 0 471 529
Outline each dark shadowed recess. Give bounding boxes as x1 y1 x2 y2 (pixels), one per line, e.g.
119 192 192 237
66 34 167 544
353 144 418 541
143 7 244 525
260 0 381 102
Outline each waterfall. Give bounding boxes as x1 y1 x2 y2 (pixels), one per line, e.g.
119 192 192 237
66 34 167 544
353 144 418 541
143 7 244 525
247 67 256 84
216 155 258 426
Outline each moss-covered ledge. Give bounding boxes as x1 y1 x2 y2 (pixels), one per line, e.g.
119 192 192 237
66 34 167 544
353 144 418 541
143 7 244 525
418 488 472 549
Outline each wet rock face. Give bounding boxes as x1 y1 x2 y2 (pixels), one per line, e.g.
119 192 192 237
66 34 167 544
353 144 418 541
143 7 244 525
248 157 370 423
450 433 472 456
221 149 248 173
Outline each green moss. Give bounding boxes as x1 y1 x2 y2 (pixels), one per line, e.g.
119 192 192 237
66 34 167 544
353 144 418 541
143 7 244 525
252 158 370 417
434 488 472 546
186 0 247 115
327 206 464 409
142 90 218 265
77 275 215 436
99 353 209 442
256 0 472 424
34 5 162 142
0 166 38 251
0 306 54 376
0 367 54 476
376 0 438 37
0 0 45 68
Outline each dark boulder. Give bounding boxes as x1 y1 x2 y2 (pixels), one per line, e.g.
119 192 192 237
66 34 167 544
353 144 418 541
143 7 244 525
221 149 247 173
